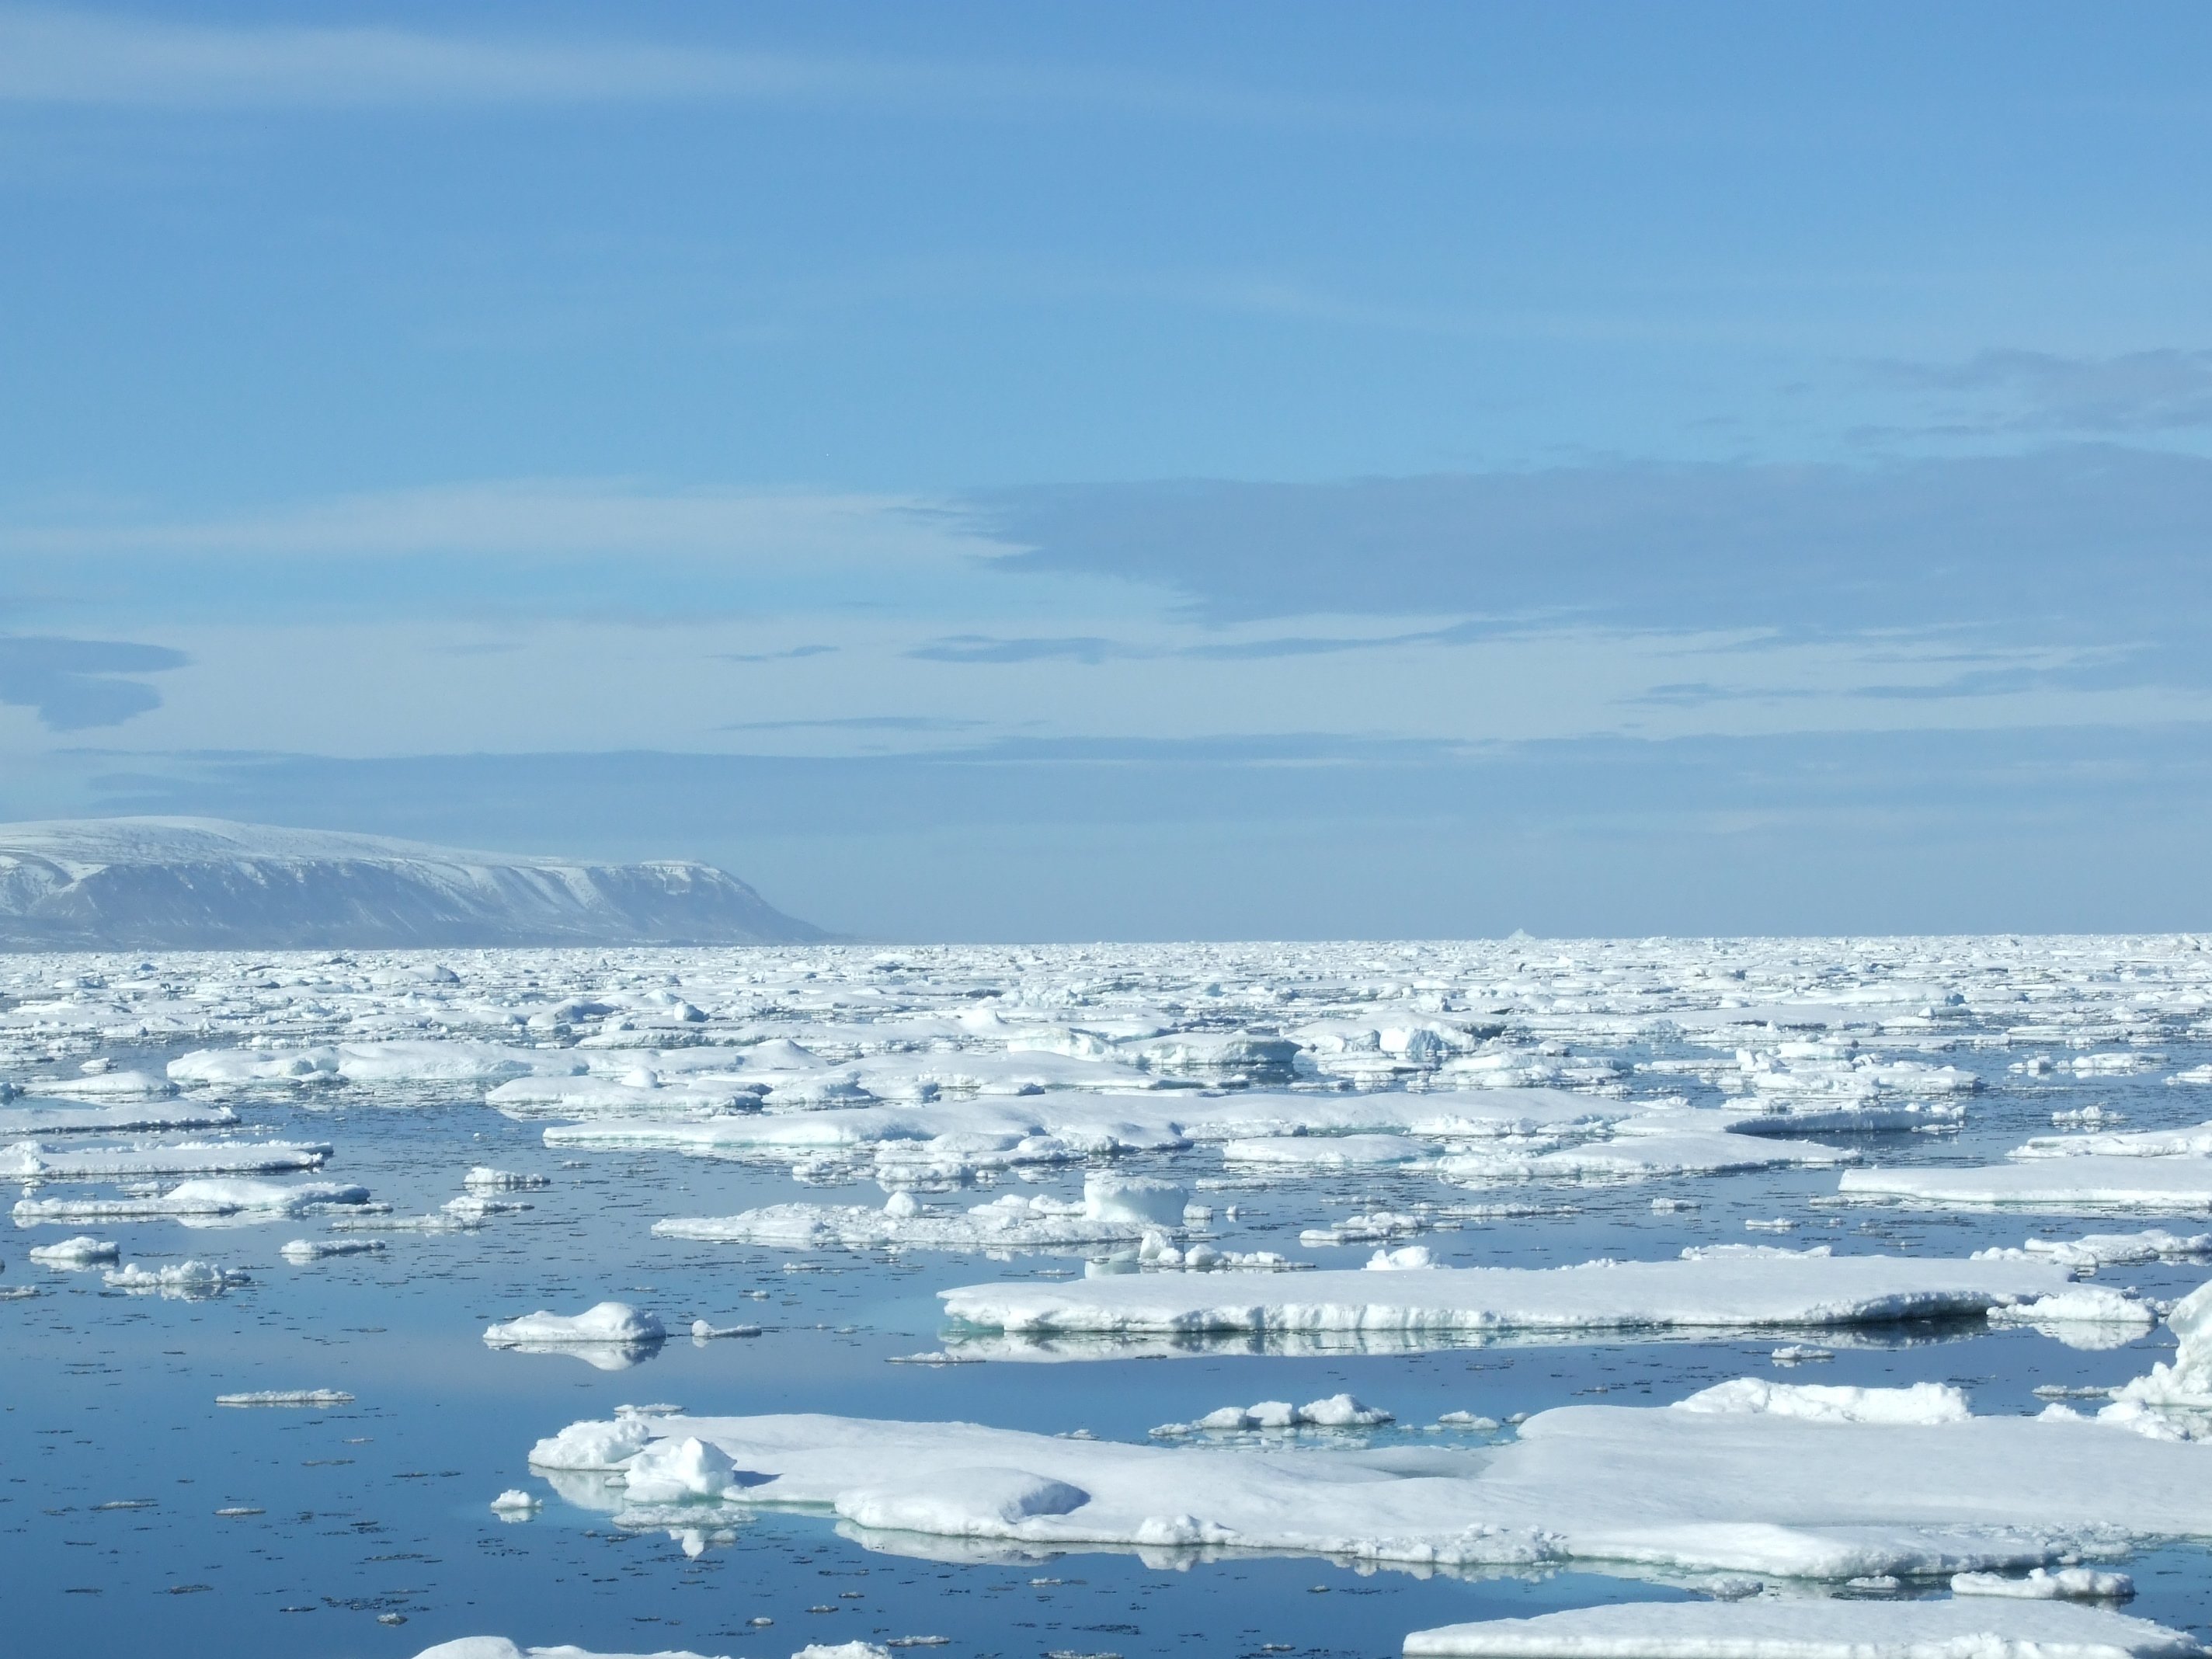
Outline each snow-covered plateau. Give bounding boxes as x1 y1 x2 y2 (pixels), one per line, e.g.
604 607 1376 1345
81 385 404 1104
6 931 2212 1656
0 816 823 949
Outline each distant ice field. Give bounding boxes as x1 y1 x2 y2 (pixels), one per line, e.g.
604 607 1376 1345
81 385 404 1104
2 936 2211 1657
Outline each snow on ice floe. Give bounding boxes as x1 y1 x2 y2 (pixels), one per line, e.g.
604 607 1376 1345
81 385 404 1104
26 1234 117 1267
523 1375 2212 1580
0 1138 329 1180
1974 1229 2212 1269
280 1236 386 1262
1398 1598 2198 1659
485 1302 667 1369
1951 1566 2137 1600
2103 1279 2212 1418
1840 1160 2212 1212
12 1177 372 1226
1221 1133 1435 1168
103 1259 247 1296
411 1644 732 1659
2013 1122 2212 1160
32 1068 174 1099
0 1101 238 1136
655 1174 1194 1253
934 1252 2086 1348
1151 1393 1395 1435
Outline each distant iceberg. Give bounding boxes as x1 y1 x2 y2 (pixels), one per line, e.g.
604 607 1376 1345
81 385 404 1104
0 816 823 948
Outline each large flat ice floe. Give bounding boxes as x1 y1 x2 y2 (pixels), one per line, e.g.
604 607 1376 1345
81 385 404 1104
936 1251 2082 1344
525 1378 2212 1580
0 1101 239 1136
1840 1159 2212 1212
1398 1599 2204 1659
656 1174 1191 1252
0 1138 329 1180
11 1177 370 1226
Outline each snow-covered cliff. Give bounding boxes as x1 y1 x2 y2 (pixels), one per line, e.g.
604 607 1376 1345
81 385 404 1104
0 818 824 948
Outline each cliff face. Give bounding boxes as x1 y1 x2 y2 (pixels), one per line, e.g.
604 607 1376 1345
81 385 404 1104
0 818 825 949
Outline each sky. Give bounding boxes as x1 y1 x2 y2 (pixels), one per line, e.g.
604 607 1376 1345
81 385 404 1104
3 2 2210 940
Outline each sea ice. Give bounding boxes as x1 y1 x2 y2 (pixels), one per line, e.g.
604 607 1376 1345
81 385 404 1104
26 1234 117 1267
485 1301 667 1350
1952 1567 2136 1600
524 1384 2212 1580
2014 1122 2212 1160
1220 1134 1435 1168
103 1259 246 1295
0 1138 329 1180
412 1639 727 1659
1977 1230 2212 1270
1840 1160 2212 1212
1399 1598 2198 1659
280 1236 386 1262
0 1102 238 1136
938 1253 2078 1344
655 1174 1188 1253
13 1177 371 1226
1152 1394 1394 1435
215 1389 354 1407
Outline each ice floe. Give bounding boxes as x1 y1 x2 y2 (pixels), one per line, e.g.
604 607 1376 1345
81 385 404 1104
103 1259 247 1295
26 1234 117 1267
1951 1567 2136 1600
1150 1393 1394 1435
524 1380 2212 1579
0 1138 329 1180
1399 1598 2196 1659
1840 1160 2212 1212
0 1101 238 1136
656 1174 1191 1254
937 1253 2079 1348
485 1302 667 1369
13 1177 372 1226
279 1236 386 1262
1976 1229 2212 1270
2014 1121 2212 1160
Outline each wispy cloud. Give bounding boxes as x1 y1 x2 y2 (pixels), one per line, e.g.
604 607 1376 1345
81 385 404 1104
0 479 1003 569
1880 348 2212 433
0 7 1445 129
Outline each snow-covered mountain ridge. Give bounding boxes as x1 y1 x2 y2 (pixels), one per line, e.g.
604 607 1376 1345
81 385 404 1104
0 817 823 948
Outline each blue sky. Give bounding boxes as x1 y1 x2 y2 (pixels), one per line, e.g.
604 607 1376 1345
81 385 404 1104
3 2 2210 938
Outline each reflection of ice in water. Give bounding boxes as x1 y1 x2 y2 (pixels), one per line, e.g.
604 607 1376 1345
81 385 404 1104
494 1337 662 1371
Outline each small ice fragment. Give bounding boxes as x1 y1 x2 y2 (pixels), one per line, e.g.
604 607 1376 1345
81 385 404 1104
1770 1344 1834 1365
280 1238 385 1263
462 1167 548 1191
484 1302 665 1347
1437 1410 1501 1430
215 1389 353 1407
28 1236 117 1268
488 1489 541 1515
690 1319 763 1340
1365 1244 1437 1270
104 1260 245 1296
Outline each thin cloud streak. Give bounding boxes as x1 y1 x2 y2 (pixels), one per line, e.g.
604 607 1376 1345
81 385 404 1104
0 6 1454 130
